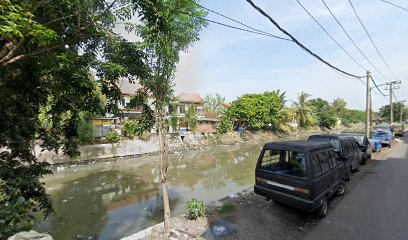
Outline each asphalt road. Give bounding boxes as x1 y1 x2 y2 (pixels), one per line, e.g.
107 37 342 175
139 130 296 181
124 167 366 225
304 136 408 240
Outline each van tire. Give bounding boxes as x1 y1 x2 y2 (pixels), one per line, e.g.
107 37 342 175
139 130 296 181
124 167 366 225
317 197 328 218
336 181 346 196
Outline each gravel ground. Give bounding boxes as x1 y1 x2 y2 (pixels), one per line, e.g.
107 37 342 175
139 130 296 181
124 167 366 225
140 137 393 240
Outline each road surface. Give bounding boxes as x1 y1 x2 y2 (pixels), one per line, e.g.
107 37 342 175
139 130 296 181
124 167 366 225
304 136 408 240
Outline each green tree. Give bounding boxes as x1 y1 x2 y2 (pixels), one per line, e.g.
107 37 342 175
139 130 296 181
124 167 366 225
229 91 285 130
308 98 337 129
292 92 316 128
379 102 408 123
0 1 148 237
332 98 347 117
127 0 207 232
185 105 198 131
342 109 366 125
203 93 225 119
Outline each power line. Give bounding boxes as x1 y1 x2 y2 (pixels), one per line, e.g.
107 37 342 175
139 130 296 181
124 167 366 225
370 75 389 97
192 1 290 41
195 16 290 41
295 0 367 72
378 0 408 12
320 0 392 82
245 0 364 79
348 0 401 82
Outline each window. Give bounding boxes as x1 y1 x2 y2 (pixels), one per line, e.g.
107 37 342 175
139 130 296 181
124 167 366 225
328 151 338 168
318 151 330 172
259 149 307 178
179 105 185 114
311 154 322 176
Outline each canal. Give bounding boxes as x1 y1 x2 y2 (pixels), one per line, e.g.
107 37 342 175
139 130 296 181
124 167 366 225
36 136 303 239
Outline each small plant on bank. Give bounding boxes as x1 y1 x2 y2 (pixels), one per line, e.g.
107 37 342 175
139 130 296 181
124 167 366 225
105 131 119 143
187 199 205 220
219 203 236 214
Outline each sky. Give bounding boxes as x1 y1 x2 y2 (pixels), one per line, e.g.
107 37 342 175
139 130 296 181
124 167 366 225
117 0 408 111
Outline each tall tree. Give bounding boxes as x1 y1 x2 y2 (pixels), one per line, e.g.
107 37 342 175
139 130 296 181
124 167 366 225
203 93 225 119
379 102 408 122
332 98 347 117
0 0 148 237
309 98 337 128
228 91 285 130
292 92 316 128
185 104 198 131
129 0 207 232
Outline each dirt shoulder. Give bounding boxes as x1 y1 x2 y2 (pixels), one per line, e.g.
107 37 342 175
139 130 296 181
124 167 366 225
132 138 393 240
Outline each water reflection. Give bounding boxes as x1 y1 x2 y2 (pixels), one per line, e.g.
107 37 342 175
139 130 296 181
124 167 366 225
36 143 264 239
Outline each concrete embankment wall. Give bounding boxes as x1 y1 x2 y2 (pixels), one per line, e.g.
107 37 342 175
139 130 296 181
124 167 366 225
36 124 361 165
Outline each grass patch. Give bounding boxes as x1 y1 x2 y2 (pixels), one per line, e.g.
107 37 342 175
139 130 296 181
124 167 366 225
219 203 236 214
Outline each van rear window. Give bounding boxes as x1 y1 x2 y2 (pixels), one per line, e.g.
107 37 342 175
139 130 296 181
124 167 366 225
259 149 307 178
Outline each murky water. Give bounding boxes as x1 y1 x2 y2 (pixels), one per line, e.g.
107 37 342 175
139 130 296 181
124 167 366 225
35 142 268 239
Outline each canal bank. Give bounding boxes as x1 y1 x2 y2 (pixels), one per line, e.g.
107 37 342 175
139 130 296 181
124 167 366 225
125 138 395 240
34 125 363 239
36 124 361 165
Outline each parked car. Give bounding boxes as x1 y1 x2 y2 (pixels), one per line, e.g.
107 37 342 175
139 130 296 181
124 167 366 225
254 141 347 217
338 133 373 164
308 135 361 180
372 125 394 147
391 124 404 137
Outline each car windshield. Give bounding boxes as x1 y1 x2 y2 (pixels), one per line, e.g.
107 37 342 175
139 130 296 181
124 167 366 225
259 149 307 178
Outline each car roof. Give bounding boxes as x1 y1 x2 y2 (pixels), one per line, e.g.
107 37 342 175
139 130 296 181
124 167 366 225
309 134 340 139
309 134 357 142
338 133 365 137
374 124 391 128
263 141 333 151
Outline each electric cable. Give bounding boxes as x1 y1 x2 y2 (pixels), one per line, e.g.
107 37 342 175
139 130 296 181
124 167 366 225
295 0 367 73
348 0 401 82
245 0 364 79
378 0 408 12
320 0 392 82
195 16 291 41
191 1 290 41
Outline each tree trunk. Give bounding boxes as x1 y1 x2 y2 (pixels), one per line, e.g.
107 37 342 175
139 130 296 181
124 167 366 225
157 104 171 233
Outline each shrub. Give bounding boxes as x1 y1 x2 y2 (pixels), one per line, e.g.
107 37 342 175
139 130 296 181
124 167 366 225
77 120 97 144
219 202 236 214
187 199 205 220
105 131 119 143
121 120 139 137
0 180 35 238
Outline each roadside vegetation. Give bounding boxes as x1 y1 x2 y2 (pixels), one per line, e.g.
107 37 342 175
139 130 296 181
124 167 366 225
217 91 367 134
219 202 237 214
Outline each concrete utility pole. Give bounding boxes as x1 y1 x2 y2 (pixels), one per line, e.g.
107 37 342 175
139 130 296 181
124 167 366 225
366 71 371 138
400 101 406 124
385 81 401 123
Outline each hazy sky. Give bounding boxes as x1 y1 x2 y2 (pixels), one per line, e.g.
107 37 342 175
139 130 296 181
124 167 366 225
116 0 408 111
172 0 408 111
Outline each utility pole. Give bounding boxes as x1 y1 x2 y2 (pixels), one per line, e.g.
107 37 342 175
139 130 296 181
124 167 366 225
400 101 406 124
365 71 371 138
384 81 401 123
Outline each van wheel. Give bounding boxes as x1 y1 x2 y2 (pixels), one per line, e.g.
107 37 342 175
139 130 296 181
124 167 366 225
317 197 328 218
336 181 346 196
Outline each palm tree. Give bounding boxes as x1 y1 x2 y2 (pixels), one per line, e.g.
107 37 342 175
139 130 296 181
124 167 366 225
292 92 316 128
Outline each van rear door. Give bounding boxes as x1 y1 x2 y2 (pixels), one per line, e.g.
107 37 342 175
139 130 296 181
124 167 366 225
310 151 333 200
255 148 311 199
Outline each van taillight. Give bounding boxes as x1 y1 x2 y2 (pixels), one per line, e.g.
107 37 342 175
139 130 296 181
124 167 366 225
294 187 309 194
256 177 267 183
